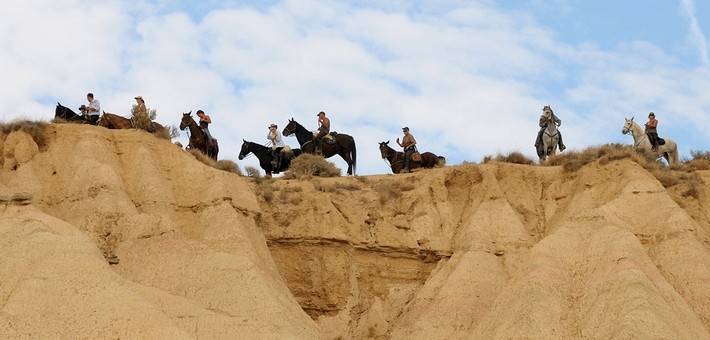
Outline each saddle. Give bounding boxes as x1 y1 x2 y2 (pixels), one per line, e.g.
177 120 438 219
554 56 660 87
322 132 338 145
657 138 666 145
410 151 422 163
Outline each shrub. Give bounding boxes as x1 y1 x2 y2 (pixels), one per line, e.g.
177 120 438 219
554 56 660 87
216 159 242 175
285 154 341 178
482 151 534 165
245 166 262 178
0 119 50 151
131 105 156 131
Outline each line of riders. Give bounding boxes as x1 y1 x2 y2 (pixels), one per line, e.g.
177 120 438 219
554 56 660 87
62 94 667 171
534 106 664 153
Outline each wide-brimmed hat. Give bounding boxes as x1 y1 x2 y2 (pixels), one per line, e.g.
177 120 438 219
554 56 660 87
269 123 277 129
134 96 143 100
402 126 409 131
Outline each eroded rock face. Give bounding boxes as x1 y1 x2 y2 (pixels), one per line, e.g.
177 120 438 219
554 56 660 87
1 124 709 339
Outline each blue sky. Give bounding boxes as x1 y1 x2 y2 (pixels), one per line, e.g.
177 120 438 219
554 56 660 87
1 0 709 175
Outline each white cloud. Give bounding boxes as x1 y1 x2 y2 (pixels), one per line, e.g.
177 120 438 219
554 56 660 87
1 1 710 173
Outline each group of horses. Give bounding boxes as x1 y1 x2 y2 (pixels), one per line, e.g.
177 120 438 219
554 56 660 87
55 102 169 136
238 118 448 177
535 105 679 166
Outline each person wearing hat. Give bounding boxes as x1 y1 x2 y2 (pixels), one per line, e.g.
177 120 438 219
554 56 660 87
396 126 417 173
645 112 659 151
267 123 286 169
535 105 566 152
134 96 147 115
80 92 101 125
315 111 330 154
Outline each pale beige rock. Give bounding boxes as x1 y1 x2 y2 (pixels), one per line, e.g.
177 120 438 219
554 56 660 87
0 124 709 339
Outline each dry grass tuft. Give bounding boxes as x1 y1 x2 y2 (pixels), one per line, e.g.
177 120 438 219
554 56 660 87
0 119 50 151
256 181 277 203
186 148 220 168
285 154 341 178
482 151 534 165
245 166 262 178
216 159 242 175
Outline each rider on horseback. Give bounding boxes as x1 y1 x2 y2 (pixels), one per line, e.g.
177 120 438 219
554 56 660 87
396 127 417 173
196 110 214 145
79 93 101 125
535 105 566 152
314 111 330 154
644 112 659 151
267 123 285 170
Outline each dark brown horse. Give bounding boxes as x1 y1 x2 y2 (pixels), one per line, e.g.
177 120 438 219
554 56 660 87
98 112 168 136
378 141 445 174
55 103 90 124
179 111 219 160
282 118 357 175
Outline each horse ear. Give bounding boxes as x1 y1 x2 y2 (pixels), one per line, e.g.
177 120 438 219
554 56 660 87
243 139 246 142
386 140 390 145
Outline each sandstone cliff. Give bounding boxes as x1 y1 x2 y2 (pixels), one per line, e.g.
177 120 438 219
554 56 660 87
1 124 709 339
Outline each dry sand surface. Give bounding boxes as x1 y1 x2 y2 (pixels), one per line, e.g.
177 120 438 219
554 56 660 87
1 123 709 339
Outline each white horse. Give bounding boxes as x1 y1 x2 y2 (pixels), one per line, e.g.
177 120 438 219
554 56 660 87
537 106 559 161
621 117 679 165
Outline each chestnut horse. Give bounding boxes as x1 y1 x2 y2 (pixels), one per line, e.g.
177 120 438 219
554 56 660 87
98 112 168 136
179 111 219 160
282 118 357 175
378 141 445 174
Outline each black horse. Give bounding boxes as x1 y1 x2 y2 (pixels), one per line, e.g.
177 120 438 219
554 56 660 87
282 118 357 175
238 140 301 177
55 103 90 123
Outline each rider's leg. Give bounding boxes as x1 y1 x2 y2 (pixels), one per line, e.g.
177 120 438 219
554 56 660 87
558 132 566 151
535 128 544 147
404 149 413 172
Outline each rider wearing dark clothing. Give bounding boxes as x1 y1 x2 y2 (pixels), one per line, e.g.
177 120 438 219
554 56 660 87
645 112 659 151
535 106 566 151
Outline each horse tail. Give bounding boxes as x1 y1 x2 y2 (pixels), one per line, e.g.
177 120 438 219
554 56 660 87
350 137 357 175
437 156 446 167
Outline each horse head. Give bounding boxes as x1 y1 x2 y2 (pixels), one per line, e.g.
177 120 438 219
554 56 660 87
238 139 250 160
378 141 394 159
179 111 192 130
542 105 553 122
97 111 108 127
622 117 635 135
282 118 298 136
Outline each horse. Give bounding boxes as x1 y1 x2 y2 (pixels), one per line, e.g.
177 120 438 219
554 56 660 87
55 103 89 123
98 112 133 129
238 140 301 177
180 111 219 160
282 118 357 175
378 141 445 174
536 105 559 161
98 112 169 136
622 117 679 165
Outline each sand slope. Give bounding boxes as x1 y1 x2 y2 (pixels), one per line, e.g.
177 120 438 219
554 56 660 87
1 124 709 339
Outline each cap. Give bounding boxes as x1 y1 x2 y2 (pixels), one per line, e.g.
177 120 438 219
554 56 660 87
648 112 655 117
269 123 277 129
317 111 325 116
402 126 409 131
134 96 143 100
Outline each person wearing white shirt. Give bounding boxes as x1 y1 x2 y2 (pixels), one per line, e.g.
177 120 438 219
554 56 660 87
80 92 101 125
267 123 286 169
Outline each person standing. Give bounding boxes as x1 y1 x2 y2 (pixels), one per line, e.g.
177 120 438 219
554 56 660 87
315 111 330 154
267 123 286 169
645 112 659 151
396 126 417 173
81 92 101 125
